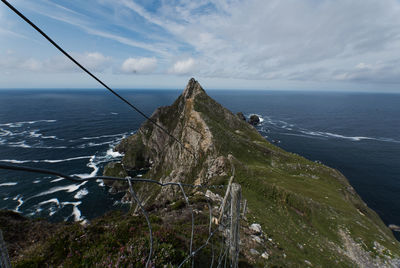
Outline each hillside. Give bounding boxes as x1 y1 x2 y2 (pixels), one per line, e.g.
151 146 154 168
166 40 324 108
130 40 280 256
9 78 400 267
104 78 400 267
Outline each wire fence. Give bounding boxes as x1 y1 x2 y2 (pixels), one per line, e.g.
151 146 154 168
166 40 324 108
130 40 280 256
0 162 243 267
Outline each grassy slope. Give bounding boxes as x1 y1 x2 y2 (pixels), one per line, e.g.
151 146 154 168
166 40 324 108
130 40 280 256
11 199 223 267
193 91 400 266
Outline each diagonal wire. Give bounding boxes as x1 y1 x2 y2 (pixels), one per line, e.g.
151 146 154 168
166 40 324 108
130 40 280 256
127 177 153 268
178 226 221 268
0 0 196 159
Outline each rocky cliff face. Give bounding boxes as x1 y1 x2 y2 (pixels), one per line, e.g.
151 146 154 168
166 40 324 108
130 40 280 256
104 78 400 267
105 78 249 199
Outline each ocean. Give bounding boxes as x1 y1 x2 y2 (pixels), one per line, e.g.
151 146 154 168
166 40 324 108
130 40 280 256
0 89 399 239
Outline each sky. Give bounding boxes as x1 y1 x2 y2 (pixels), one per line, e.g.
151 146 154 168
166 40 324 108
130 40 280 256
1 0 400 91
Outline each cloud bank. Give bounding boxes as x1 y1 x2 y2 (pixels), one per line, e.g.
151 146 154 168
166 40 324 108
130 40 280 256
2 0 400 89
121 57 157 74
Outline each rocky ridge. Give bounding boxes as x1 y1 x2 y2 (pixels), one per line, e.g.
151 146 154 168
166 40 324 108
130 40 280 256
103 78 400 267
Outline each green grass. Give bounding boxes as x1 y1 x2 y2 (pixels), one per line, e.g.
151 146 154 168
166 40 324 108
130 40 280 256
191 90 400 266
13 204 227 267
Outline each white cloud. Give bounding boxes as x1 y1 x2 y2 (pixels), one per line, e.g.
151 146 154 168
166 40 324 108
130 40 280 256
334 60 400 84
3 0 400 88
0 52 111 73
78 52 111 71
169 58 196 75
121 57 157 73
125 0 400 85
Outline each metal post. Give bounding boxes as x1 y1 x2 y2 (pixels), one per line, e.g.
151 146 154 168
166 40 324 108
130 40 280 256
0 230 11 268
230 183 241 268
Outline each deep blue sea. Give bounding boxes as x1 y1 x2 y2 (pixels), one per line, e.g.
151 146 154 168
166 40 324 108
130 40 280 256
0 89 399 239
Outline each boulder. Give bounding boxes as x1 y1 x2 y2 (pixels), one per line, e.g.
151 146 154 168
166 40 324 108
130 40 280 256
250 223 262 234
248 114 260 125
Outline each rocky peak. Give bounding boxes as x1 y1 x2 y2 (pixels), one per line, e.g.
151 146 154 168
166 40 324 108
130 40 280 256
106 78 236 197
182 78 206 100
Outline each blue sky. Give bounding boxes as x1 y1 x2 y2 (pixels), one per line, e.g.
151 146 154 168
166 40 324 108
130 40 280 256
1 0 400 91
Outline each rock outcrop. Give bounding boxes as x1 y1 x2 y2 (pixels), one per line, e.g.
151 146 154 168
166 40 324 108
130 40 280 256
248 114 260 125
105 78 252 200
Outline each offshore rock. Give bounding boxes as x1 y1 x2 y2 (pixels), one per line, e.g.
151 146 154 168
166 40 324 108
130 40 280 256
248 114 260 125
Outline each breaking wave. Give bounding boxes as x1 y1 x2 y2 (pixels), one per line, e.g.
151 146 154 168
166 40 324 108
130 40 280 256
0 120 57 128
257 115 400 144
0 182 18 186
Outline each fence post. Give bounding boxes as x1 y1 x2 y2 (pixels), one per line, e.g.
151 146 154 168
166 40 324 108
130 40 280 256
0 229 11 268
230 183 241 268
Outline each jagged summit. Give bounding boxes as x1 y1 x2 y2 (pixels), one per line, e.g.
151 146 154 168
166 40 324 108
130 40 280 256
182 78 206 99
102 78 400 267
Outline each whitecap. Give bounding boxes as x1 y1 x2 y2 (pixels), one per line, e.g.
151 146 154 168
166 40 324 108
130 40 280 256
49 208 58 216
29 131 42 138
77 140 115 148
106 148 123 158
79 133 126 140
0 155 91 164
15 196 24 212
74 188 88 199
34 181 87 197
0 182 18 186
34 146 68 149
33 180 41 184
41 156 92 163
0 159 30 164
50 177 64 183
35 198 61 217
42 135 58 139
111 112 119 115
0 129 12 137
62 201 84 222
28 130 60 140
8 141 31 148
38 198 60 206
258 115 400 144
0 120 56 128
299 130 378 142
